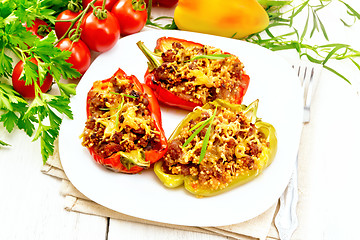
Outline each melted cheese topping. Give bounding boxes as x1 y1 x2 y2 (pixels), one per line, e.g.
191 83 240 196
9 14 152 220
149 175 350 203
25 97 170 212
81 76 158 159
163 105 270 191
153 42 246 105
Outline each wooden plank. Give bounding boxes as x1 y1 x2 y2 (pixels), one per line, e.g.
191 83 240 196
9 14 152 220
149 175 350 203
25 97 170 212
0 129 108 240
108 219 228 240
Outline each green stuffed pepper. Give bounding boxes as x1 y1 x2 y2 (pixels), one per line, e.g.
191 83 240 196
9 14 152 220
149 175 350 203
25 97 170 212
154 99 277 197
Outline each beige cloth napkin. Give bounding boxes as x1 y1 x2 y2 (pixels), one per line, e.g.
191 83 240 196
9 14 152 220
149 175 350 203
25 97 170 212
42 117 321 240
42 139 281 240
40 64 325 239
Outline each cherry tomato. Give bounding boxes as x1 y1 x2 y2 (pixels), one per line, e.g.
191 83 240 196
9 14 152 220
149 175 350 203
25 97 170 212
23 19 51 39
12 59 53 99
82 0 118 11
80 12 120 52
55 10 82 39
145 0 178 8
56 38 91 75
111 0 147 36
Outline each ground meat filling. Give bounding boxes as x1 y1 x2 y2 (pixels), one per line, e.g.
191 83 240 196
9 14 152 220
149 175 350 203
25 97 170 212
152 42 247 105
162 106 269 191
81 76 160 159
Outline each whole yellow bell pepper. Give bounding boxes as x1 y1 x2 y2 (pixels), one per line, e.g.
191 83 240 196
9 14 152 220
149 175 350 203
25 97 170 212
174 0 269 39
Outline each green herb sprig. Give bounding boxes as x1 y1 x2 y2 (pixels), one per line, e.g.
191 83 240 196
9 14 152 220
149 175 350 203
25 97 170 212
146 0 178 30
111 92 138 130
188 54 232 62
146 16 178 30
0 140 10 147
246 0 360 83
183 108 217 164
110 92 138 99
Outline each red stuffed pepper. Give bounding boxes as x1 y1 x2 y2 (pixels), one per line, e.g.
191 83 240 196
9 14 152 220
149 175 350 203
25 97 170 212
81 68 168 174
137 37 250 111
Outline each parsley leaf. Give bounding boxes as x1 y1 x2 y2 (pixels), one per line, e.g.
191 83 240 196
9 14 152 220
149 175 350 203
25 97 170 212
1 111 18 132
0 0 81 163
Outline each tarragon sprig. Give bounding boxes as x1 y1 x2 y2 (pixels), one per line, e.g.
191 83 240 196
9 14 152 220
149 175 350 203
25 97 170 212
246 0 360 84
146 0 178 30
108 92 138 130
188 54 232 62
183 107 217 164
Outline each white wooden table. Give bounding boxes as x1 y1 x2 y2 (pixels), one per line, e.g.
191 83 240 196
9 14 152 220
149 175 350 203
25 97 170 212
1 1 360 239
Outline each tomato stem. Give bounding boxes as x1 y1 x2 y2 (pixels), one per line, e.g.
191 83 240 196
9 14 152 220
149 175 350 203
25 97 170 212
68 0 83 12
54 0 97 45
93 5 108 20
37 24 51 37
132 0 146 11
101 0 106 11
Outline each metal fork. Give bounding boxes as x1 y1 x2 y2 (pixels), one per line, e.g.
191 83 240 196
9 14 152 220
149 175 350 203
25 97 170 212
274 62 322 240
295 64 316 123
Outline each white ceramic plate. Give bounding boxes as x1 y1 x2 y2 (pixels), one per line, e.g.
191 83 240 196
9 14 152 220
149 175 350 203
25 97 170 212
59 30 303 227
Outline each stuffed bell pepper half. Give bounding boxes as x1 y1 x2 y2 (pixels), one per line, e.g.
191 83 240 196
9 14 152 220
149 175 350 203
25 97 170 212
154 99 277 197
81 68 168 174
137 37 250 111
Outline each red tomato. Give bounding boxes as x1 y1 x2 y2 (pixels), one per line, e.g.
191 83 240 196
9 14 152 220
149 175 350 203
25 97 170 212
23 19 51 39
12 59 53 99
55 10 82 39
82 0 118 11
145 0 178 7
80 12 120 52
56 38 91 75
111 0 147 36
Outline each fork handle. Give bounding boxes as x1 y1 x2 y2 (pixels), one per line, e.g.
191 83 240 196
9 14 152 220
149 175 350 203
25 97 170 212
275 158 299 240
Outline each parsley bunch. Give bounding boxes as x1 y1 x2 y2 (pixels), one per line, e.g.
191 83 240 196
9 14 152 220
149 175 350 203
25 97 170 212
0 0 80 163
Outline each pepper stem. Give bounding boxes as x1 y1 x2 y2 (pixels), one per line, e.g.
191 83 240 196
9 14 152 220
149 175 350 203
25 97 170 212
243 99 259 123
136 41 163 70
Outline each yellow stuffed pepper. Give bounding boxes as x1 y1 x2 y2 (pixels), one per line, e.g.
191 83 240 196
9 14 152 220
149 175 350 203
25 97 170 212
154 99 277 197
